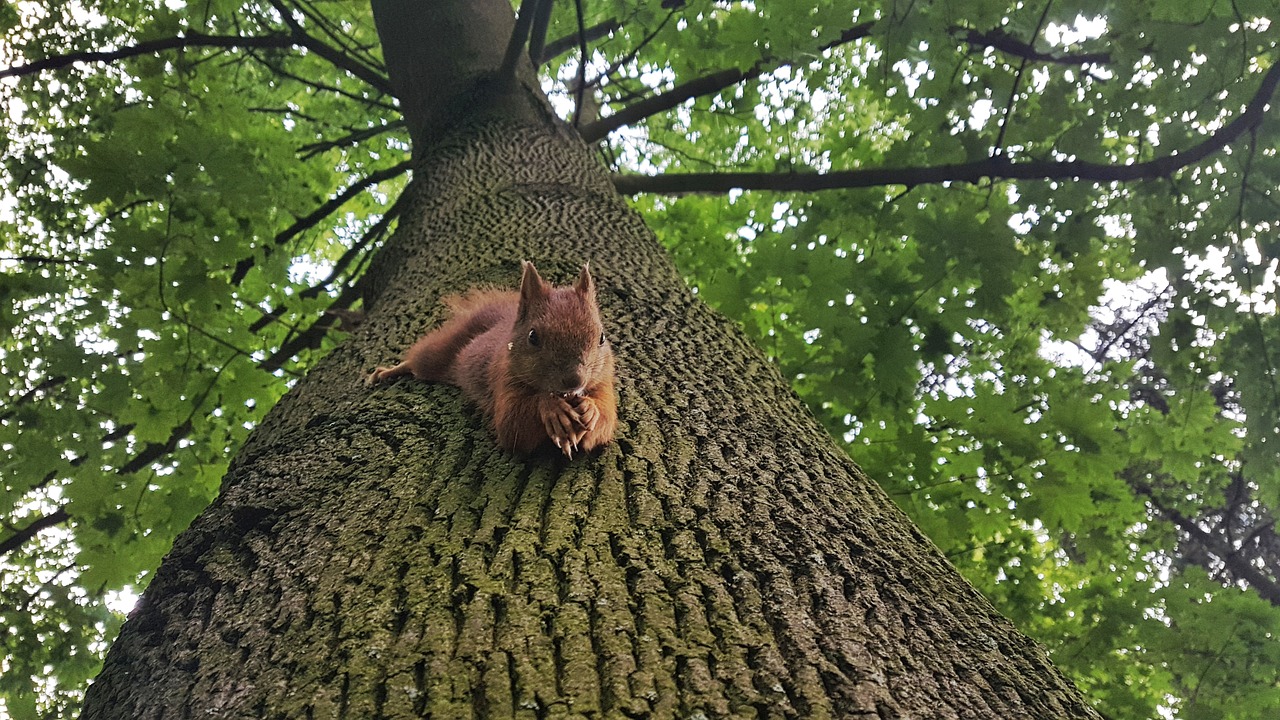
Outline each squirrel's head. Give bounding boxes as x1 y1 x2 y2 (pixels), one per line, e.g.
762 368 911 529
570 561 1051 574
509 260 613 395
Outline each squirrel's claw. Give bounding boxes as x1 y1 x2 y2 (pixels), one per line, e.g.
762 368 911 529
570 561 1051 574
551 434 575 459
541 394 584 458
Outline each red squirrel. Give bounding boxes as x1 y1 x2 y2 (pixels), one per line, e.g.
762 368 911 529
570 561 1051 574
367 261 618 458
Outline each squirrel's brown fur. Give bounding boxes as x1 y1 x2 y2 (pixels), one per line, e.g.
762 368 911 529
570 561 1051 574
368 262 618 457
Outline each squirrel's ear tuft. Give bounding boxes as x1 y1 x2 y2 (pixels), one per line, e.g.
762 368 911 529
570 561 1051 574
574 262 596 298
519 260 549 318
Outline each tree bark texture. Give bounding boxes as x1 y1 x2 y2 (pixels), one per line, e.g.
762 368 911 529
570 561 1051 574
82 123 1101 720
82 3 1102 719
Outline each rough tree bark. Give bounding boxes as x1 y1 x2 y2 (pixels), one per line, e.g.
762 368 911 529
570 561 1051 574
82 1 1102 718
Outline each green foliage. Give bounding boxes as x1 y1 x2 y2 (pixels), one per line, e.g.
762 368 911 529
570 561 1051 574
615 2 1280 718
2 1 404 713
3 0 1279 718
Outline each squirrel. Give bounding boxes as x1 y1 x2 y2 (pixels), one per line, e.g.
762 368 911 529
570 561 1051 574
367 261 618 458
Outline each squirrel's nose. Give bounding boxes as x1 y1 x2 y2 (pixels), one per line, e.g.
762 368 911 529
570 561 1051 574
559 371 585 395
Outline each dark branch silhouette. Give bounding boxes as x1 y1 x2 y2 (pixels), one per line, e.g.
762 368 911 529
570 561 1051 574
579 22 874 142
1166 508 1280 607
231 159 412 283
0 254 90 266
266 0 392 95
614 60 1280 195
116 421 195 476
0 509 71 558
1 416 198 558
1 28 391 95
259 282 364 372
244 52 398 110
0 32 292 79
248 195 404 334
526 0 556 67
298 119 405 159
575 18 1106 144
502 0 541 79
955 27 1111 65
287 0 387 78
1132 480 1280 607
539 20 620 64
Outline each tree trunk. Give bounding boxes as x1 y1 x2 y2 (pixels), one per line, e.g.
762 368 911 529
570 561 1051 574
82 2 1101 718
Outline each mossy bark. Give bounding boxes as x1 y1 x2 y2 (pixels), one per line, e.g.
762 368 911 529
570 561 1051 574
82 2 1101 718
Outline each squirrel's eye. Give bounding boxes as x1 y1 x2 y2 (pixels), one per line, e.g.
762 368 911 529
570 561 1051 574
599 332 606 346
528 329 540 347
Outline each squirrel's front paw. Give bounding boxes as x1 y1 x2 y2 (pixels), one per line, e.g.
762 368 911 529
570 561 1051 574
538 395 581 458
574 396 601 432
565 396 601 448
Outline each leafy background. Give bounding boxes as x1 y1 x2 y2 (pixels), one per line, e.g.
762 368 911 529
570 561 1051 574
2 1 1278 717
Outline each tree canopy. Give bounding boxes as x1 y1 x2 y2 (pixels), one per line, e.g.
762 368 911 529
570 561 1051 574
2 1 1278 718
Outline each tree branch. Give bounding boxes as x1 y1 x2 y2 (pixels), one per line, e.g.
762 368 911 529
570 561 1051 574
0 508 71 558
1 417 205 560
571 0 588 125
539 19 619 64
0 254 91 266
0 32 293 79
2 25 391 95
248 194 404 334
116 421 194 476
1165 507 1280 606
231 159 413 283
244 51 397 110
1129 473 1280 607
582 67 746 142
614 59 1280 195
502 0 541 79
580 21 874 142
990 0 1055 158
293 0 387 75
956 26 1111 66
526 0 556 68
259 282 364 371
578 7 681 117
267 0 393 95
298 119 405 159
